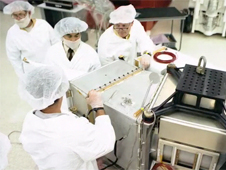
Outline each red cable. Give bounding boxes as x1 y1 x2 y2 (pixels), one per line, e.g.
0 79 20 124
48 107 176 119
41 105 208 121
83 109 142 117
152 163 174 170
153 51 177 64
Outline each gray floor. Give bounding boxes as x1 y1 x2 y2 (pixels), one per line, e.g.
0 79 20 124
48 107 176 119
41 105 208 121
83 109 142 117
0 1 226 169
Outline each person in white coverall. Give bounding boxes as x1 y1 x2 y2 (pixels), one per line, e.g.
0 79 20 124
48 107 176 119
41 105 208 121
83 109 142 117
98 4 156 69
3 1 58 79
46 17 101 81
19 65 115 170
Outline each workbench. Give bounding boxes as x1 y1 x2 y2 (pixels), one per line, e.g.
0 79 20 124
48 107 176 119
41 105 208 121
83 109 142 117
136 7 187 50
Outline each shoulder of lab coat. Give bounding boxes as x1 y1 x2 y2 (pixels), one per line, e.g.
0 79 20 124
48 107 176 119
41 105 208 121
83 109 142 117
44 42 85 80
20 111 115 162
45 41 63 64
79 42 101 71
46 42 101 71
98 26 120 66
35 19 60 45
131 19 156 54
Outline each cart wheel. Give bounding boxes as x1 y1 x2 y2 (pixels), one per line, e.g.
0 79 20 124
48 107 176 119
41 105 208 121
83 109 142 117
181 8 193 33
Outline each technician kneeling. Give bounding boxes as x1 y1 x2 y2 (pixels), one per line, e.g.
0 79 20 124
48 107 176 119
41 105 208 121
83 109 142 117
19 65 115 170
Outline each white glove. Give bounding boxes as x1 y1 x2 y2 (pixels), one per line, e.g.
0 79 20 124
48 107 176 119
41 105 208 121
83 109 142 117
140 54 151 69
86 90 103 108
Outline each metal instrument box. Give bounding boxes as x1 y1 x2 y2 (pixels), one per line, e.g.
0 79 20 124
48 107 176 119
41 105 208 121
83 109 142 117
69 60 163 169
69 61 226 170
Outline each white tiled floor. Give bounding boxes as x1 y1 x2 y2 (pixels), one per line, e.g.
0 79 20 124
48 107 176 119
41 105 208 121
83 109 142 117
0 1 225 169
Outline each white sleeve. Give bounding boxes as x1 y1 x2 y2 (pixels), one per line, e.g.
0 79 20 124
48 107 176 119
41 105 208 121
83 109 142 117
88 50 101 71
6 33 24 78
44 47 54 65
45 21 60 45
73 116 115 161
50 30 60 45
134 20 156 54
97 34 115 66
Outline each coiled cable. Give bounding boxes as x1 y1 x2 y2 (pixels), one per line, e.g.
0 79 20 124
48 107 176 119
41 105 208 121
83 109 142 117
153 51 177 64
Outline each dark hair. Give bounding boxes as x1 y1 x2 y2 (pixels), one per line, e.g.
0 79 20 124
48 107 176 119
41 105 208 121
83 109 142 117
48 98 60 107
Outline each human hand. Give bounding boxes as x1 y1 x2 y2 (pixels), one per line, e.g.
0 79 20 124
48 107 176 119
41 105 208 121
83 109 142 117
140 54 151 69
86 90 103 108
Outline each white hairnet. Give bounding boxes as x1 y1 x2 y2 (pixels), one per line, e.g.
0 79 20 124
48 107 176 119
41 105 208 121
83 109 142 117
0 132 11 170
54 17 88 38
19 64 69 110
3 1 35 15
109 4 136 24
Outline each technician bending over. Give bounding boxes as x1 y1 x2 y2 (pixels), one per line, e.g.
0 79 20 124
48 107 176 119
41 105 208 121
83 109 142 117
19 65 115 170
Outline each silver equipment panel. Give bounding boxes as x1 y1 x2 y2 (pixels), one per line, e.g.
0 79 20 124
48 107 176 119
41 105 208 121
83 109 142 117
69 61 226 170
69 60 163 170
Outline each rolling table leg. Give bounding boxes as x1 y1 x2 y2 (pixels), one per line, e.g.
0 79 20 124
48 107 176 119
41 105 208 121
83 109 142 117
171 20 174 35
178 19 185 51
219 160 226 170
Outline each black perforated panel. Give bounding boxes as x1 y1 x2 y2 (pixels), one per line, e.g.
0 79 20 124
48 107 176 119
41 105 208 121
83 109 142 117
176 64 226 100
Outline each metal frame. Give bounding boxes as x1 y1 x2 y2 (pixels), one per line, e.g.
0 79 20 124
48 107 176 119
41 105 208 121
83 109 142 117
157 139 220 170
136 7 187 51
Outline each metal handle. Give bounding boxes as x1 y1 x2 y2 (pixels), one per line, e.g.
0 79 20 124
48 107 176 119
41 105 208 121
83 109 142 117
196 56 207 75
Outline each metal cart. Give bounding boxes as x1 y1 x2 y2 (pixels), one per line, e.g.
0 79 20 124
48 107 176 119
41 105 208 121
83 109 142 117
136 7 187 51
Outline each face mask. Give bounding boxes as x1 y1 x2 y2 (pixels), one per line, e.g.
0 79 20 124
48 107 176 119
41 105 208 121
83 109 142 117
14 14 31 28
63 38 81 50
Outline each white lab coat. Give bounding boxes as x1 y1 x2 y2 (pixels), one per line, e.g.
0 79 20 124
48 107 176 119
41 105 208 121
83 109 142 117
46 41 101 81
19 110 115 170
5 19 59 79
0 132 11 170
98 19 156 66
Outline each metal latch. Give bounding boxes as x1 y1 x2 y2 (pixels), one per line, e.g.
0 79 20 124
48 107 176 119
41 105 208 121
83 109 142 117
22 57 29 63
66 90 73 98
69 106 78 113
196 56 206 75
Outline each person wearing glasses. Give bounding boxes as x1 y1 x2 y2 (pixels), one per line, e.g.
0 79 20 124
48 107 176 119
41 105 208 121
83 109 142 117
98 4 156 69
45 17 101 81
3 1 58 79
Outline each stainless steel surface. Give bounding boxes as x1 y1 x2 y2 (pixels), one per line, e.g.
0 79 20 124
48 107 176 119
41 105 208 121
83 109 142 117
159 112 226 152
69 61 163 170
70 61 140 95
70 61 226 169
104 105 150 170
70 60 162 118
151 74 226 170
